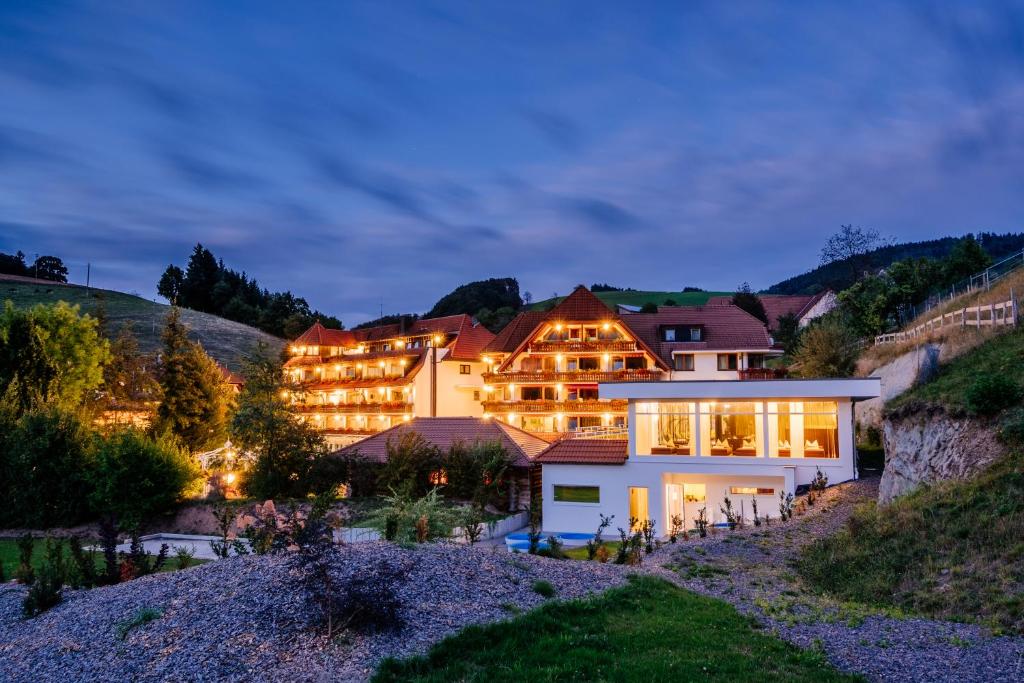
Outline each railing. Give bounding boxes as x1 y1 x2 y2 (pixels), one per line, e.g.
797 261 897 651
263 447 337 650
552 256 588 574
570 426 629 439
738 368 789 380
482 369 664 384
293 402 413 414
482 399 628 413
875 298 1017 345
526 340 638 353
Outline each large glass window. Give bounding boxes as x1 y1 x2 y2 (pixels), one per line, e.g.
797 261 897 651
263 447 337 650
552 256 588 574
717 354 738 371
701 402 762 456
553 485 599 503
636 401 696 455
767 401 838 458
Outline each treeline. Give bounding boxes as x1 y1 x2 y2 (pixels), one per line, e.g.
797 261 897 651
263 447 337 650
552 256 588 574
767 232 1024 295
0 250 69 283
157 244 342 339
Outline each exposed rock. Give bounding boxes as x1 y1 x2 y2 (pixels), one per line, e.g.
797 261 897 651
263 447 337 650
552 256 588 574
880 407 1004 503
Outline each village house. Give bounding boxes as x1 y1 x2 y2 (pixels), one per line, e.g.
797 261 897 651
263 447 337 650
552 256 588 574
285 315 494 447
535 377 881 534
479 286 783 438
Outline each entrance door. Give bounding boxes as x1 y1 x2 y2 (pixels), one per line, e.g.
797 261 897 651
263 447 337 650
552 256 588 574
666 484 684 534
629 486 649 529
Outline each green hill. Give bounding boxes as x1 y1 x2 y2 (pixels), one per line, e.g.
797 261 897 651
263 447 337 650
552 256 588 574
530 289 731 311
0 276 284 371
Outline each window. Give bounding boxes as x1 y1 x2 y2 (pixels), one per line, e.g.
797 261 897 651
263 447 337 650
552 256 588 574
611 355 625 371
625 356 646 370
553 485 600 503
568 327 581 340
767 401 838 458
629 487 649 527
636 401 695 455
584 327 598 341
579 357 600 371
674 354 695 371
429 469 448 485
568 415 602 431
748 354 765 369
664 328 676 342
690 327 702 342
459 364 471 374
702 402 762 456
717 353 738 371
542 356 557 371
521 416 547 432
730 486 775 495
473 391 480 401
521 386 544 401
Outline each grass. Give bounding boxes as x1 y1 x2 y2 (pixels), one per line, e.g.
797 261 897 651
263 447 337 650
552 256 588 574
0 276 283 370
885 327 1024 414
116 607 163 640
797 449 1024 634
530 289 731 311
0 537 207 577
373 576 861 682
531 580 556 598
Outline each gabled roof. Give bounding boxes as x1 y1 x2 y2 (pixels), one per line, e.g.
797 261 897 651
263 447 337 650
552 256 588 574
333 417 552 466
482 311 547 355
547 285 615 321
706 293 831 331
447 317 496 361
623 305 774 365
534 438 628 465
292 321 356 347
292 314 492 357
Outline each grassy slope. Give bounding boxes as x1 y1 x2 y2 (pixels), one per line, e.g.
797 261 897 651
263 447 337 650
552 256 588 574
0 277 284 371
530 289 731 311
374 576 860 682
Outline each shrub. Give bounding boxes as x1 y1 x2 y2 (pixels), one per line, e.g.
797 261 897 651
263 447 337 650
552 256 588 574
539 535 566 560
23 538 66 617
116 607 163 641
720 497 739 529
376 432 443 499
998 407 1024 448
751 499 761 527
120 532 168 579
640 519 657 553
792 316 859 378
444 440 515 509
532 580 556 599
695 508 709 538
89 429 202 527
585 514 614 560
458 504 487 545
0 409 94 528
526 496 542 555
367 488 457 544
669 514 684 542
67 536 98 588
966 374 1023 417
778 492 795 521
175 547 195 570
15 534 34 584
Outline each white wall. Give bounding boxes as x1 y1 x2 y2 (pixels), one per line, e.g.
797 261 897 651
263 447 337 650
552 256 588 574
410 349 487 418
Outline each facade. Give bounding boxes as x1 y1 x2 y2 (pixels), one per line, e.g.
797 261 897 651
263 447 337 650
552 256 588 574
536 378 881 534
479 286 782 438
285 315 494 447
706 291 837 332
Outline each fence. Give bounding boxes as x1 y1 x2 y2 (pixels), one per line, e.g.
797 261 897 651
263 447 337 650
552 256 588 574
875 297 1017 345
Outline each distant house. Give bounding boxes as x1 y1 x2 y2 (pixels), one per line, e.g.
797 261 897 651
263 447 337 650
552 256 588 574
536 377 880 534
706 291 837 332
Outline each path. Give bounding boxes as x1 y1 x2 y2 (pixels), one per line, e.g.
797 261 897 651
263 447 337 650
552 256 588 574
650 478 1024 682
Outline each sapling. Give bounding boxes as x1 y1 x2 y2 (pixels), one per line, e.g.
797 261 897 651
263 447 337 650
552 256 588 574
669 514 684 543
15 534 34 585
751 498 761 527
720 497 739 529
585 513 614 561
641 519 657 554
695 507 709 538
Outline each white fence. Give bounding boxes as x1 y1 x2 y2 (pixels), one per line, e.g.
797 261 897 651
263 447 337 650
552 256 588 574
875 298 1017 345
334 510 529 544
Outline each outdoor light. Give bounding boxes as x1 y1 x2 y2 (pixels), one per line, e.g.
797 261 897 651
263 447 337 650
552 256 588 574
223 472 237 485
509 383 516 392
556 354 563 362
396 339 405 348
379 361 385 368
555 323 563 331
356 362 363 369
603 322 611 331
334 364 341 372
556 412 564 421
433 334 443 345
280 390 289 398
507 412 516 422
603 354 610 362
403 414 411 421
483 385 494 392
483 412 491 419
400 359 407 366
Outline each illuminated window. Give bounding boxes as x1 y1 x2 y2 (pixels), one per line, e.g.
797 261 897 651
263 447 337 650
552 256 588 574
702 402 762 456
730 486 776 495
767 401 838 458
636 401 695 455
428 469 448 485
553 485 600 503
460 364 471 374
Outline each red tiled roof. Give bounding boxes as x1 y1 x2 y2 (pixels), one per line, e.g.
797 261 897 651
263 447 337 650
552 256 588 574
293 321 356 347
482 311 547 354
706 293 828 331
547 285 615 322
535 438 628 465
333 417 552 466
447 317 496 361
623 305 773 365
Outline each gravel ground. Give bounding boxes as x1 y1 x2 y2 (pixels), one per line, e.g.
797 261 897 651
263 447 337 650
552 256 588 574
0 542 630 682
651 477 1024 682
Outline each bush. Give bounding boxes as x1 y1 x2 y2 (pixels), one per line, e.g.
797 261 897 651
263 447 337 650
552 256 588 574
998 407 1024 448
965 374 1023 417
366 488 457 543
0 409 95 528
532 580 556 599
23 538 66 617
443 440 515 509
88 429 203 527
377 432 443 499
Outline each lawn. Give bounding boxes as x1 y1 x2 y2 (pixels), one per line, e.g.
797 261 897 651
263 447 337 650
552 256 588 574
0 537 206 577
0 277 283 370
531 289 730 311
373 576 861 682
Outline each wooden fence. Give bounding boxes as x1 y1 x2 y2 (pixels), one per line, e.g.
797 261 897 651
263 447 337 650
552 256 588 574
875 297 1017 345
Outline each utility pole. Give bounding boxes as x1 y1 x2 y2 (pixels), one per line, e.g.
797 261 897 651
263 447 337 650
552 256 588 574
34 253 38 279
86 263 91 292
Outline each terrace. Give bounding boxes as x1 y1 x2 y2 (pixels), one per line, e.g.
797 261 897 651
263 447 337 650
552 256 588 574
482 399 628 414
526 340 639 353
292 401 413 414
482 369 664 384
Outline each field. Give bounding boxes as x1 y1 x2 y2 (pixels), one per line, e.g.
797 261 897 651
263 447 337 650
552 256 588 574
530 289 731 311
0 276 284 370
374 575 859 682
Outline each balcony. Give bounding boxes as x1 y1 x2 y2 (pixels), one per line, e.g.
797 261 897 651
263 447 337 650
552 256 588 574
526 340 638 353
482 369 664 384
293 401 413 414
738 368 789 380
482 399 628 414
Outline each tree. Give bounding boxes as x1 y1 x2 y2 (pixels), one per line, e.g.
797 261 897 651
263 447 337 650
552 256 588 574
792 316 860 378
157 265 184 304
101 324 159 416
942 235 991 286
639 302 658 313
88 429 202 527
377 431 443 499
474 306 518 334
0 301 110 416
152 307 230 452
426 278 522 319
731 283 768 324
820 224 889 285
231 343 326 499
773 313 801 354
0 251 29 277
30 256 68 283
179 244 220 312
523 291 533 306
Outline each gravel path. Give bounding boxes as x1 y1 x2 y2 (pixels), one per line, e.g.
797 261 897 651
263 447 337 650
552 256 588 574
650 477 1024 682
0 542 630 682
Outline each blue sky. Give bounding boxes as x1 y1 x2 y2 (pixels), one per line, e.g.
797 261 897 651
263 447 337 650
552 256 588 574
1 1 1023 325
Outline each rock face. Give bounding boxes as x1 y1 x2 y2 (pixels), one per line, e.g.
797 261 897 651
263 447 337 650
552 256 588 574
880 408 1004 504
858 343 941 430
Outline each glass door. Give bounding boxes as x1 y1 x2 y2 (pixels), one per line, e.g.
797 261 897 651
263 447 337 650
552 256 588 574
629 486 649 529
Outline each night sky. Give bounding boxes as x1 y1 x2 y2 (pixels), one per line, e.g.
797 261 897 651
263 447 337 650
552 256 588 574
2 2 1023 325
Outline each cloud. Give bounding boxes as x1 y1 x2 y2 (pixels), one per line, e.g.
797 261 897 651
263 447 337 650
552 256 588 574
557 196 644 232
160 148 266 191
523 109 584 152
313 154 441 224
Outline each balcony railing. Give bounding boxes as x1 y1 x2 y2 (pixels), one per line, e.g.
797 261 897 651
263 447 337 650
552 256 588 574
738 368 789 380
526 340 638 353
293 402 413 414
482 399 628 414
482 369 664 384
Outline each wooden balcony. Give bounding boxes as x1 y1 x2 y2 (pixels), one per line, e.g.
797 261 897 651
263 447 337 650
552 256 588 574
738 368 789 380
526 340 638 353
293 402 413 414
482 369 664 384
482 399 628 414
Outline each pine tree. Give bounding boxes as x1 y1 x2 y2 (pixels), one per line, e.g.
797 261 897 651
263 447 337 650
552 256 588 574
152 307 230 451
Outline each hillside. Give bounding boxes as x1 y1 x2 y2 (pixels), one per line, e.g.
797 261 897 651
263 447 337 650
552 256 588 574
530 289 731 311
0 276 284 370
767 231 1024 295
